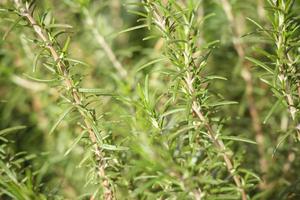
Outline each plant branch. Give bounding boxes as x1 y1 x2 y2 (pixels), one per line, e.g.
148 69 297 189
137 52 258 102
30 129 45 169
186 73 247 200
13 1 114 199
271 0 300 138
147 2 247 199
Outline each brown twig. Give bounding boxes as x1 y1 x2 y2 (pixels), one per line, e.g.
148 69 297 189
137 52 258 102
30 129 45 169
14 1 113 199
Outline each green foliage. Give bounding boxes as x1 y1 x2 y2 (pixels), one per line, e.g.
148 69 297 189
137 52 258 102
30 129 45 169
249 0 300 140
0 126 46 200
1 0 300 199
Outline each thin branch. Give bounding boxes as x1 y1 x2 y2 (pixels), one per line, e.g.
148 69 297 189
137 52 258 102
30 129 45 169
14 1 113 199
271 1 300 138
148 3 247 199
186 75 247 200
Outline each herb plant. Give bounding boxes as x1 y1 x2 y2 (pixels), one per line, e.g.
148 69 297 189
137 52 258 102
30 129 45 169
1 0 300 199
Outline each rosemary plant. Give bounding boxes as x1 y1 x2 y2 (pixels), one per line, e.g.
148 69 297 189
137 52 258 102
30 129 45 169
0 126 46 200
123 0 258 199
248 0 300 140
8 1 116 199
1 0 300 199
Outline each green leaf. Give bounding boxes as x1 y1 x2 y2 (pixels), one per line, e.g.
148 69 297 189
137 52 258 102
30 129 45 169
49 106 74 135
208 101 238 107
239 168 261 181
0 161 18 184
220 136 257 145
65 58 89 67
0 136 8 142
263 99 281 124
136 58 167 72
33 49 45 72
0 126 26 136
118 24 148 35
42 63 56 73
62 36 71 53
160 108 186 119
168 125 196 141
2 17 22 40
100 144 129 151
144 75 149 103
78 88 116 96
273 132 291 156
127 10 148 18
246 17 264 30
64 130 87 156
142 35 160 41
205 75 227 81
23 74 58 83
46 24 73 29
260 77 274 88
0 8 9 12
246 57 274 74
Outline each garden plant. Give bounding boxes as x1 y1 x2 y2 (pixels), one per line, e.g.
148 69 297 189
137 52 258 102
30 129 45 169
0 0 300 199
